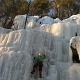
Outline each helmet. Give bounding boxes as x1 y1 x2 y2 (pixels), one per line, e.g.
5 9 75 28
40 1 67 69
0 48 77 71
38 53 42 56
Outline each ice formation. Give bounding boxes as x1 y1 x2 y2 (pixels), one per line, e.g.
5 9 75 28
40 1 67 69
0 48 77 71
0 14 80 80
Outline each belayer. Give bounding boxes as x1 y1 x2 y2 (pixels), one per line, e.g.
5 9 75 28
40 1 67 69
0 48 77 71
31 53 46 78
70 43 80 63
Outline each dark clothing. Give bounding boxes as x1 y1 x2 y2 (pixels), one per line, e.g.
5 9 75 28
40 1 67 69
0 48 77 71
33 61 43 71
70 46 80 63
8 19 13 28
31 61 43 78
31 55 46 78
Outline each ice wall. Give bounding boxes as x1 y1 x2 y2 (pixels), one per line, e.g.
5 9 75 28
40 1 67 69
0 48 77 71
0 51 32 80
62 14 80 25
44 22 79 39
55 62 80 80
13 15 39 30
0 27 11 34
1 28 80 80
0 28 73 80
13 15 55 30
0 29 63 80
1 14 80 80
13 15 26 29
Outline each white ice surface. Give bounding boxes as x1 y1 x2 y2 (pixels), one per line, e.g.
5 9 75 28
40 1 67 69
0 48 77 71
1 14 80 80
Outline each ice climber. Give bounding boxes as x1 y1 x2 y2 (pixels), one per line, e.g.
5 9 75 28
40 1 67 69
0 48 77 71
31 53 46 78
70 43 80 63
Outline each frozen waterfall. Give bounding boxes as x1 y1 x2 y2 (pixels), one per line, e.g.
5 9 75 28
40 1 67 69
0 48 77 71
0 14 80 80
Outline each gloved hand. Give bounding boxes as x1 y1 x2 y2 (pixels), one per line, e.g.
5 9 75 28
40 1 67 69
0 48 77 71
43 54 46 57
34 57 35 59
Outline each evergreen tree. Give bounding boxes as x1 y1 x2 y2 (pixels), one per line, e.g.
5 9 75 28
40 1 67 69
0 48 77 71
60 0 79 19
0 0 79 21
30 0 50 15
52 0 61 18
17 0 28 15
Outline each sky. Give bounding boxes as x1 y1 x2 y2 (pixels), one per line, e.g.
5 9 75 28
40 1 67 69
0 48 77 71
26 0 53 3
26 0 34 3
0 14 80 80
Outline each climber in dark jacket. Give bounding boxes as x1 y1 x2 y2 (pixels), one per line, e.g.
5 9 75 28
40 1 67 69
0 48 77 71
31 53 46 78
70 43 80 63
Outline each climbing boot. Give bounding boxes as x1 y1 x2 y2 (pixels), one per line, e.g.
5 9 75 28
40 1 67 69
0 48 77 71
39 74 42 78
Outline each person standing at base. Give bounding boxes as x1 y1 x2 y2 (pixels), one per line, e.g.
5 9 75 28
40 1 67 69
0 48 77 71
31 53 46 78
70 43 80 63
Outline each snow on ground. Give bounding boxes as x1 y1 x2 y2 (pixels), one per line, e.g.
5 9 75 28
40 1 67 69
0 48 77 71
0 14 80 80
